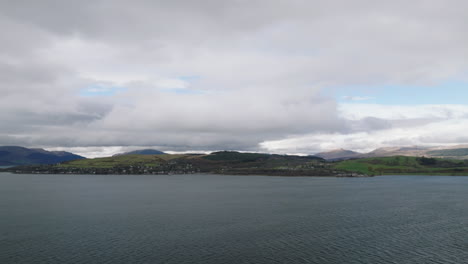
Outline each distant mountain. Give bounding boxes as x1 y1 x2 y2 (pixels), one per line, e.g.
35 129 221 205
317 145 468 160
0 146 85 166
114 149 166 156
315 149 362 161
365 146 429 157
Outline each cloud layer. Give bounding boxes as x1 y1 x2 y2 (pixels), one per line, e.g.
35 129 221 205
1 1 468 157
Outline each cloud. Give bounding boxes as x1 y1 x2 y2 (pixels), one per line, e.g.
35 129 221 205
342 96 375 101
1 1 468 156
261 104 468 154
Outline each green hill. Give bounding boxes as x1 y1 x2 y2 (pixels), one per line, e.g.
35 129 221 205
10 151 468 177
426 148 468 157
6 151 361 177
58 154 169 168
113 149 166 156
334 156 468 175
202 151 271 162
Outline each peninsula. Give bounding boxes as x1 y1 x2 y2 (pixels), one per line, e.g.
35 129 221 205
4 149 468 177
2 151 366 177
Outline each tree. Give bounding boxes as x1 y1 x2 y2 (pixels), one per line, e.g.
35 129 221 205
418 156 436 166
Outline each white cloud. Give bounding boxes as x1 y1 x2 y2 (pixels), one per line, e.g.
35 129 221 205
261 104 468 154
342 96 375 101
339 104 468 120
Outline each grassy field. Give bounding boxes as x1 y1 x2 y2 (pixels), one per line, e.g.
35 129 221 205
427 148 468 157
334 156 468 175
56 152 312 169
202 151 271 162
57 154 171 168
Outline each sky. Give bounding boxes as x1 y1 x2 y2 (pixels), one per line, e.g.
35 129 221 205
1 0 468 158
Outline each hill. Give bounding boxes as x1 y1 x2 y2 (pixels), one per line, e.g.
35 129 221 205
365 146 429 157
426 148 468 159
0 146 84 166
334 156 468 176
114 149 166 156
6 151 365 177
316 145 468 160
315 149 362 160
8 151 468 176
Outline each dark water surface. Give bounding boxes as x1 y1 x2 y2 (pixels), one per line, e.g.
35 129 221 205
1 173 468 264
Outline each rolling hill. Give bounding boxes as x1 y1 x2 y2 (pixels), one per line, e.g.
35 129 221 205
316 145 468 160
0 146 85 166
7 151 364 177
315 149 362 160
334 156 468 176
113 149 166 156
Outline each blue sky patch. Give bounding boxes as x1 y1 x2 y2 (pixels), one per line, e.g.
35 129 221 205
80 84 127 97
335 80 468 105
160 88 204 95
178 75 201 82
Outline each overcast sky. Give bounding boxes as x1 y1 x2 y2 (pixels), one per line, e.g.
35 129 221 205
2 0 468 157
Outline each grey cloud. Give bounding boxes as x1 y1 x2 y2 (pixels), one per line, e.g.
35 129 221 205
347 117 392 132
1 1 468 153
346 116 448 133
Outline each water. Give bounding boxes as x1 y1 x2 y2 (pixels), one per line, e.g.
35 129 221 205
1 173 468 264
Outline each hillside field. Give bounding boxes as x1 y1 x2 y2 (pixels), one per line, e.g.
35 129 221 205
334 156 468 176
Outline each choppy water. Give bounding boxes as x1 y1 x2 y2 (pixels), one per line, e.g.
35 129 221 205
1 173 468 264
